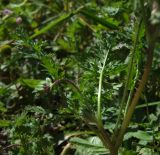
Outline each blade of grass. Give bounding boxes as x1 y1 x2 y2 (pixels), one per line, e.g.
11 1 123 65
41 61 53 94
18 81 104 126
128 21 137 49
78 17 97 32
30 13 73 39
30 5 85 39
136 101 160 109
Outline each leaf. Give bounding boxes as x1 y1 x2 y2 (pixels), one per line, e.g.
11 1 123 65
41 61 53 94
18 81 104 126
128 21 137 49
0 86 8 96
0 120 11 127
30 13 72 38
124 130 153 142
70 137 102 147
57 39 74 52
10 0 27 8
107 61 127 76
70 137 109 155
18 78 45 89
80 9 119 29
41 56 59 78
30 6 85 39
66 19 83 42
25 106 46 114
120 149 136 155
139 148 159 155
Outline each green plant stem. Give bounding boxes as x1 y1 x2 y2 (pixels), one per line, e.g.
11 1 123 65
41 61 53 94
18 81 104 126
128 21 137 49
136 101 160 109
97 50 109 123
115 43 155 148
114 18 142 133
88 122 114 151
115 0 159 149
124 64 139 115
30 5 87 39
52 78 81 93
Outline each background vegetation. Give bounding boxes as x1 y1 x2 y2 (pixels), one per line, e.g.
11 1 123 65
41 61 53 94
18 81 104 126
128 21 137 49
0 0 160 155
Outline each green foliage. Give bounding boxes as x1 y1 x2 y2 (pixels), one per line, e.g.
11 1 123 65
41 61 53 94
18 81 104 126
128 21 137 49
70 136 109 155
7 110 55 155
0 0 160 155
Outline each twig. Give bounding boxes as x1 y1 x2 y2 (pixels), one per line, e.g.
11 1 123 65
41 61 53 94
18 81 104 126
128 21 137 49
60 143 71 155
2 144 21 151
52 78 81 93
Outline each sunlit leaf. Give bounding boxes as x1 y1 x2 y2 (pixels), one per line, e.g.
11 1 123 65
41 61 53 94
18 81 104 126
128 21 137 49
0 120 11 127
18 78 45 89
124 130 153 142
